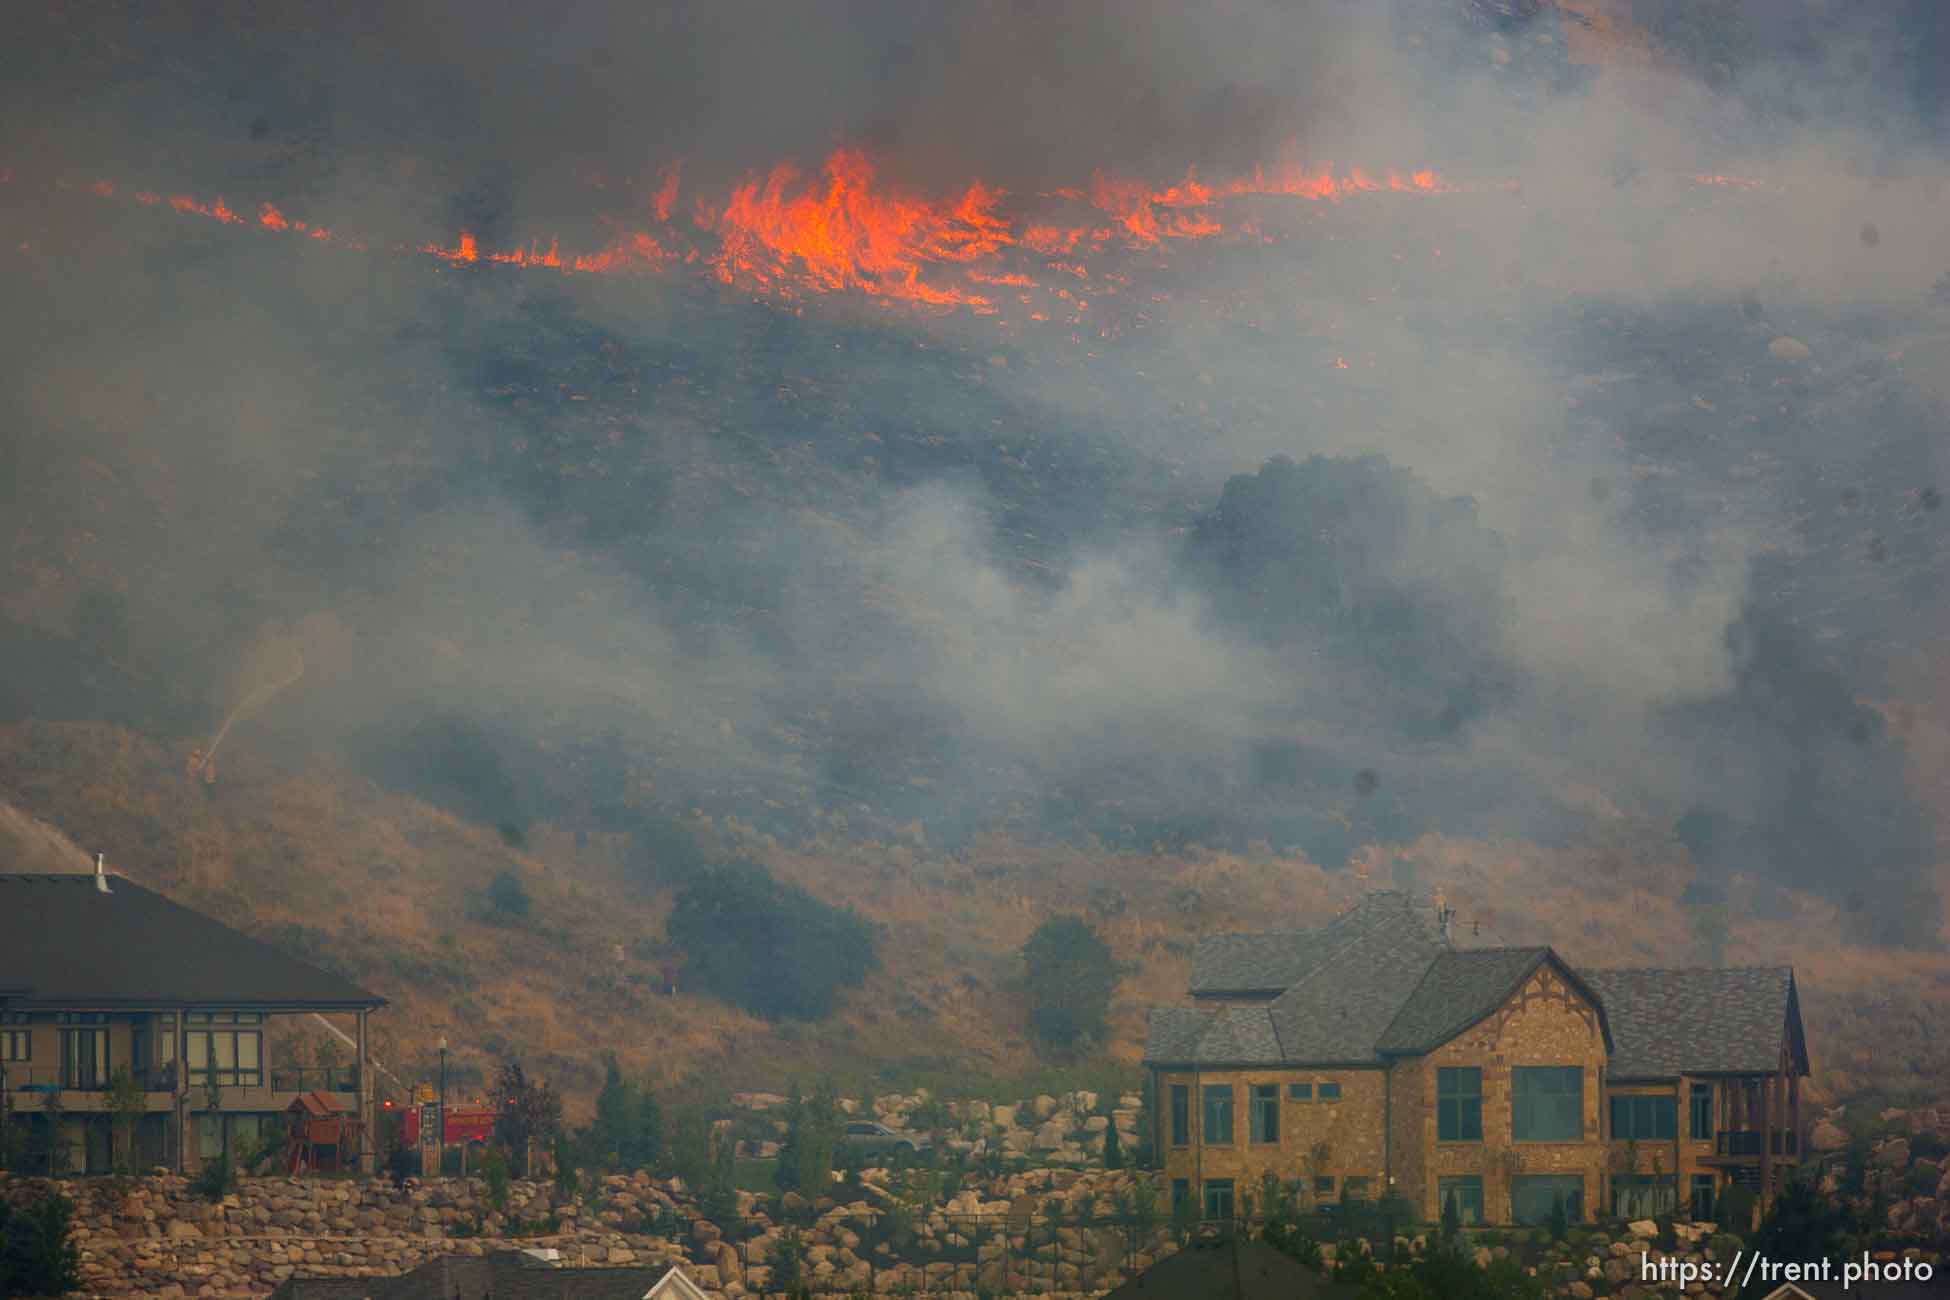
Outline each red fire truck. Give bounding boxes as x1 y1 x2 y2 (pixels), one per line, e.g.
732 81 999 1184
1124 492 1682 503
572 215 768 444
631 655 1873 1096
399 1102 499 1146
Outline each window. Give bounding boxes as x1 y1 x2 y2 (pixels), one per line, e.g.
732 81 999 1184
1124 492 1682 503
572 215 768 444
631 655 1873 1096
1438 1067 1482 1142
1202 1179 1234 1220
1317 1081 1341 1102
1170 1085 1190 1146
1611 1174 1677 1219
1250 1084 1280 1144
1690 1174 1716 1220
1342 1176 1371 1201
0 1012 27 1062
1437 1176 1483 1226
1287 1082 1312 1102
1202 1085 1234 1145
186 1015 263 1088
1512 1067 1582 1141
1690 1083 1713 1140
1171 1179 1190 1214
845 1123 877 1136
59 1014 109 1090
1609 1095 1677 1141
1314 1175 1335 1197
1512 1175 1583 1225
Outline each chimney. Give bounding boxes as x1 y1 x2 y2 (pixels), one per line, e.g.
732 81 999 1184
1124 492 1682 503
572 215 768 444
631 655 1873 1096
95 852 112 894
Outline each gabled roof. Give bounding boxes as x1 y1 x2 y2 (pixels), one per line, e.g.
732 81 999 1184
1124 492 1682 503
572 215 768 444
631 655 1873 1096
1266 901 1448 1063
1149 893 1448 1066
1188 891 1432 995
1098 1232 1358 1300
338 1252 689 1300
0 873 383 1009
1583 967 1804 1079
1377 947 1613 1056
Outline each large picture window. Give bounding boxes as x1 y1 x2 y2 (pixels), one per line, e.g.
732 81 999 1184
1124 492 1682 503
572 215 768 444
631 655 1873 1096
186 1012 263 1088
1512 1175 1584 1225
1249 1084 1280 1144
1438 1067 1482 1141
1202 1085 1234 1145
1512 1066 1582 1141
1610 1094 1676 1141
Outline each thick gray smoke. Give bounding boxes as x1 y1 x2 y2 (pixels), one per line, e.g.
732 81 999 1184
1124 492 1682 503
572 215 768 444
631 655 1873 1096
1 0 1946 945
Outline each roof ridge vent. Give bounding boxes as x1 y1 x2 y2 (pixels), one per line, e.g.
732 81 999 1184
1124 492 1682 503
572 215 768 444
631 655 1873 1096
95 852 113 894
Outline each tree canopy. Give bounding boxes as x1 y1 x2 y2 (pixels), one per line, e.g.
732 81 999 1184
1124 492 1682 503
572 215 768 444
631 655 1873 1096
1021 915 1119 1049
668 860 880 1020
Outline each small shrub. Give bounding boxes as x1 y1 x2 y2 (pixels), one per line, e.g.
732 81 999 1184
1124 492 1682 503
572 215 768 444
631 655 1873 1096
191 1153 234 1202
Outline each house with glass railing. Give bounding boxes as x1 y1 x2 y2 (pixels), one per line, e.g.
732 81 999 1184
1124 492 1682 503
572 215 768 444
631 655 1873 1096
0 863 385 1174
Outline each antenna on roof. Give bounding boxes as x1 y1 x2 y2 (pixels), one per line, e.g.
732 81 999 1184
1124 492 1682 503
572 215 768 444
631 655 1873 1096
94 852 112 895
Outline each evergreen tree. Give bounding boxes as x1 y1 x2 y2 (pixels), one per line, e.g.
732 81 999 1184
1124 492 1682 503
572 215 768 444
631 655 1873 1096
0 1192 82 1298
1753 1173 1850 1260
670 1107 712 1191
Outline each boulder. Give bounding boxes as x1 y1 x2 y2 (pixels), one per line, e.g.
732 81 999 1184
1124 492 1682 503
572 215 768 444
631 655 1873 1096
1768 336 1812 361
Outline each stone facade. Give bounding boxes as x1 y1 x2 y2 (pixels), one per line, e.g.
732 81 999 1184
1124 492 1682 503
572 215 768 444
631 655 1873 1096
1151 1066 1387 1207
1411 964 1608 1223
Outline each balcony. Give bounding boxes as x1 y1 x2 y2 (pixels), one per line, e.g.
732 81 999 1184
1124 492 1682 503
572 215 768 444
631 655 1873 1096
269 1066 360 1094
1709 1130 1799 1160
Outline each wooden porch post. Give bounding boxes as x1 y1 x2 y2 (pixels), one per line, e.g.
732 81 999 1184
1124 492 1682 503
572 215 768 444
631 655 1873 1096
355 1010 370 1172
174 1009 190 1173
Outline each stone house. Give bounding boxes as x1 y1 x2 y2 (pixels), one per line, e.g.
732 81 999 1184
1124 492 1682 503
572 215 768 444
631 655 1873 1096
0 864 385 1174
1144 891 1808 1227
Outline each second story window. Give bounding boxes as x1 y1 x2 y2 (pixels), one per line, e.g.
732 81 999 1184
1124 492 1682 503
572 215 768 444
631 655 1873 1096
0 1012 28 1063
1202 1084 1234 1145
1170 1085 1190 1146
1287 1082 1312 1101
58 1013 109 1090
1610 1094 1677 1141
1438 1067 1482 1141
1249 1084 1280 1143
1512 1066 1582 1142
1689 1083 1714 1140
1317 1081 1342 1102
186 1012 263 1088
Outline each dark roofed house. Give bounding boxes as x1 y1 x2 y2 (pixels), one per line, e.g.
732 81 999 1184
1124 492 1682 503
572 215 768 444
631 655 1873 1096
266 1251 710 1300
1097 1230 1356 1300
0 863 385 1175
1144 890 1808 1229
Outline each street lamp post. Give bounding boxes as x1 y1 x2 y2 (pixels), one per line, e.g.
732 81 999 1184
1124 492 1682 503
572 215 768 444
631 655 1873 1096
437 1036 448 1169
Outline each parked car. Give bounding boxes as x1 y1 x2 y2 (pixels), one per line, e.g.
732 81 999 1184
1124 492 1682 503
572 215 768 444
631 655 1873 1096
839 1120 931 1158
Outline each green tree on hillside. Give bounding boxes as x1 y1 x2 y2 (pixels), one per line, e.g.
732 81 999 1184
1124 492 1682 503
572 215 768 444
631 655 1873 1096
774 1081 841 1203
588 1053 663 1173
668 861 879 1020
491 1061 562 1177
1021 915 1119 1049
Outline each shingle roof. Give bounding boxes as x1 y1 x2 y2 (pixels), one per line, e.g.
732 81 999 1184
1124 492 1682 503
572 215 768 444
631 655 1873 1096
1150 893 1449 1065
277 1253 684 1300
1142 1005 1284 1066
1188 892 1433 995
1376 948 1551 1054
1265 898 1449 1063
0 873 383 1009
1583 967 1801 1078
1098 1233 1358 1300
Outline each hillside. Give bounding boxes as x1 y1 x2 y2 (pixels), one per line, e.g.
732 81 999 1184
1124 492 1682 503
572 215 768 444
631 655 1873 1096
4 720 1945 1119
